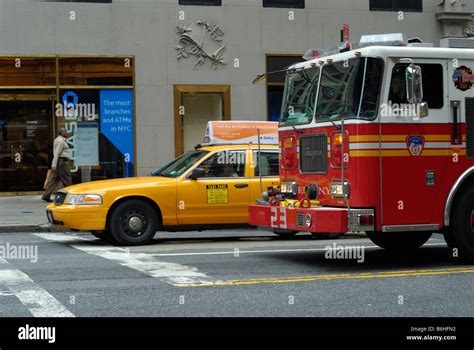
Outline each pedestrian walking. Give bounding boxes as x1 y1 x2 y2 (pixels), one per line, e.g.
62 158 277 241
41 128 73 203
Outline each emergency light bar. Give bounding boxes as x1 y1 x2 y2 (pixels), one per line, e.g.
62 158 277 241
201 121 278 146
359 33 407 47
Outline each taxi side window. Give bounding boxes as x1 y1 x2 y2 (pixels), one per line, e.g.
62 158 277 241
253 151 279 177
199 150 246 178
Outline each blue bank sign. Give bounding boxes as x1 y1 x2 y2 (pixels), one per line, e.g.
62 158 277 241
100 89 134 177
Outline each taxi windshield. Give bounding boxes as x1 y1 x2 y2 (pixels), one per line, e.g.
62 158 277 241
279 66 320 126
151 150 209 178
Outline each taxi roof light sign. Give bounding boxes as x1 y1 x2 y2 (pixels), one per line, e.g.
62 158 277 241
202 121 278 146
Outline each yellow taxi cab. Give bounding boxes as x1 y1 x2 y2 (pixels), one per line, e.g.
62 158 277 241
46 121 280 245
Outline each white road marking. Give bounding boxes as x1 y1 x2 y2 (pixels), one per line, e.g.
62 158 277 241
33 232 227 287
32 232 448 286
149 243 447 257
0 258 74 317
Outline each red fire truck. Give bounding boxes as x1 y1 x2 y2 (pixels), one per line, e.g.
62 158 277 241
249 33 474 262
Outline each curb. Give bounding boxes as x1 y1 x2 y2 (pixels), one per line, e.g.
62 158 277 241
0 224 68 233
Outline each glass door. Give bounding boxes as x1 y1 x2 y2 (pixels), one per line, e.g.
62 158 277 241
0 92 54 192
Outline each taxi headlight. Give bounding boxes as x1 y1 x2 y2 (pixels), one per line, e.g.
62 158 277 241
65 194 103 205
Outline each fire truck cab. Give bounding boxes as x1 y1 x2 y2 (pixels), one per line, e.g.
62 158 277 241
249 34 474 261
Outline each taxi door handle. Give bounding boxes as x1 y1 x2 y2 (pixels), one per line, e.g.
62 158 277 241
234 184 248 189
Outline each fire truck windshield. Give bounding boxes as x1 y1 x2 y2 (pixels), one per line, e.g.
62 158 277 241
315 57 384 122
279 66 320 126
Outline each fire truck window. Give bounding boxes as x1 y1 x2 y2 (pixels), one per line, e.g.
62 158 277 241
199 151 246 178
390 64 443 109
253 151 279 177
315 58 365 121
280 67 320 126
389 66 408 104
359 58 384 119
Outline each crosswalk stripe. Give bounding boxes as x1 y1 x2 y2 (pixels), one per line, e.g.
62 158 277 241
0 258 74 317
33 232 226 287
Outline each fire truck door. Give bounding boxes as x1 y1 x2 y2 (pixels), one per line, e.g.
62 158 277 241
381 59 449 227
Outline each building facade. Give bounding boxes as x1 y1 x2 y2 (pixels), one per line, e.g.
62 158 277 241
0 0 473 192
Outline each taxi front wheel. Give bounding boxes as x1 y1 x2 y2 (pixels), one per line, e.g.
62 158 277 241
90 230 117 244
108 200 159 246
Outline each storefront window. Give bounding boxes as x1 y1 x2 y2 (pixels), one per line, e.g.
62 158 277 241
0 57 56 86
58 88 134 183
0 56 135 192
59 57 133 86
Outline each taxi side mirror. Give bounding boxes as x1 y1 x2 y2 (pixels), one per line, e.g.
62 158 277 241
189 167 205 180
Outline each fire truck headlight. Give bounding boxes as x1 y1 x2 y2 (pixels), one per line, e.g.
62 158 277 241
281 181 298 197
330 181 350 199
305 214 312 228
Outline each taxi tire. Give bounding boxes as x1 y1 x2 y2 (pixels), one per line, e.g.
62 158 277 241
450 185 474 263
109 200 159 246
90 230 117 244
273 229 298 239
366 231 432 251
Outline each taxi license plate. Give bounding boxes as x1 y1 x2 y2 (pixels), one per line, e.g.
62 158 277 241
46 210 53 224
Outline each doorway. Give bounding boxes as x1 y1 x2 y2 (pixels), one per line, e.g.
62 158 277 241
0 92 54 192
173 85 230 157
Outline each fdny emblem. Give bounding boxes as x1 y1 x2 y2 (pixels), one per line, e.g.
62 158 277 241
407 135 424 156
452 66 473 92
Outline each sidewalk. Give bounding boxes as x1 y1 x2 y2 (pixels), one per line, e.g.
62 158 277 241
0 196 61 232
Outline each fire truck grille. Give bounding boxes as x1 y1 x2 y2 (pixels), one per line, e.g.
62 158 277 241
296 213 305 227
466 98 474 158
300 134 328 173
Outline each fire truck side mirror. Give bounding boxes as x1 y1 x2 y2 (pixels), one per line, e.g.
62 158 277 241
417 101 429 119
405 64 423 104
405 64 428 118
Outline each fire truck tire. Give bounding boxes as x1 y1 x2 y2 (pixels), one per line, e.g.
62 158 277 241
450 186 474 263
273 229 298 238
312 233 343 240
442 231 457 250
366 231 432 251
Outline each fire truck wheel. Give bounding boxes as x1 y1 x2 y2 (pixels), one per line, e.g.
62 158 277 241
442 231 457 250
366 231 432 251
312 233 343 240
273 229 298 238
450 186 474 263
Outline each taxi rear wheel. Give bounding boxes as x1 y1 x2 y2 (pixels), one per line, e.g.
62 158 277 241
109 200 159 246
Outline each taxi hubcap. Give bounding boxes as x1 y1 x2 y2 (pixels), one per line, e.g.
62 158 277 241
120 209 148 237
129 216 143 231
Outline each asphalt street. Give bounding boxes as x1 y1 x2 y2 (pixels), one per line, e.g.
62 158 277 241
0 229 472 317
